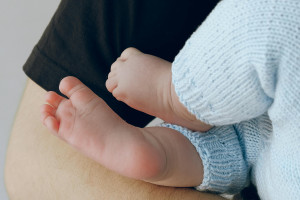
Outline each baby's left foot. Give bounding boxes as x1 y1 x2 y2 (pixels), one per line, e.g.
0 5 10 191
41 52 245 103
106 48 211 131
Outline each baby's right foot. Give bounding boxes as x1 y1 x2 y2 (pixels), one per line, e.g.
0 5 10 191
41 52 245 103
106 48 211 131
41 77 166 180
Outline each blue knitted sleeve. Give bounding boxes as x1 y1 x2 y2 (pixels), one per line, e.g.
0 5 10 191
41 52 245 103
172 0 278 126
172 0 300 199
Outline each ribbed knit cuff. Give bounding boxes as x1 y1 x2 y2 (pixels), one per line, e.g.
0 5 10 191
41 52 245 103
161 123 249 194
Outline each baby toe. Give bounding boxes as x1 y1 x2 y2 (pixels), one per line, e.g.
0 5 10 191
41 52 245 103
60 76 99 107
45 91 65 108
41 104 56 116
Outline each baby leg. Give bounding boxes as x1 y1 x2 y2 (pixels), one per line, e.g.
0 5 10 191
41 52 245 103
41 76 204 186
106 48 212 132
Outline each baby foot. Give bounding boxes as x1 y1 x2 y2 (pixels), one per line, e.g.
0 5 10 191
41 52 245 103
106 48 212 131
41 76 166 180
41 77 126 157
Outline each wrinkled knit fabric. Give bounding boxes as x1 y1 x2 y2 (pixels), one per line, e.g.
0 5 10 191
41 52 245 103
165 0 300 199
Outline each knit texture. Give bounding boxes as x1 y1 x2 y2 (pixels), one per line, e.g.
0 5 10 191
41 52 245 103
171 0 300 199
161 123 249 194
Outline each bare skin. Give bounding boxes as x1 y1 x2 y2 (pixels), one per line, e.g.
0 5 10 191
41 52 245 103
106 48 212 132
41 76 204 187
5 79 227 200
40 48 213 187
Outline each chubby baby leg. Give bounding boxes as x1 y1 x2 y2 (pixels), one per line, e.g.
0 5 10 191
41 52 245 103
41 76 204 186
106 48 212 132
41 76 248 192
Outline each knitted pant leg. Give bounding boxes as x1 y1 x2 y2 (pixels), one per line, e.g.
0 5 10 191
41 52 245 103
161 123 249 194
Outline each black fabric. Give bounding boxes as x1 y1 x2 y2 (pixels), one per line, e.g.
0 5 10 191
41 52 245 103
23 0 219 127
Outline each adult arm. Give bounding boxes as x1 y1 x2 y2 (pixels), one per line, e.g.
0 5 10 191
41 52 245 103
4 79 226 200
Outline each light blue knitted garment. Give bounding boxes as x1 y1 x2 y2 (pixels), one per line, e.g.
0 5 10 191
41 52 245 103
167 0 300 199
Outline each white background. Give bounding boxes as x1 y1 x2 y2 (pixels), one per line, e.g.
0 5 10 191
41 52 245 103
0 0 60 199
